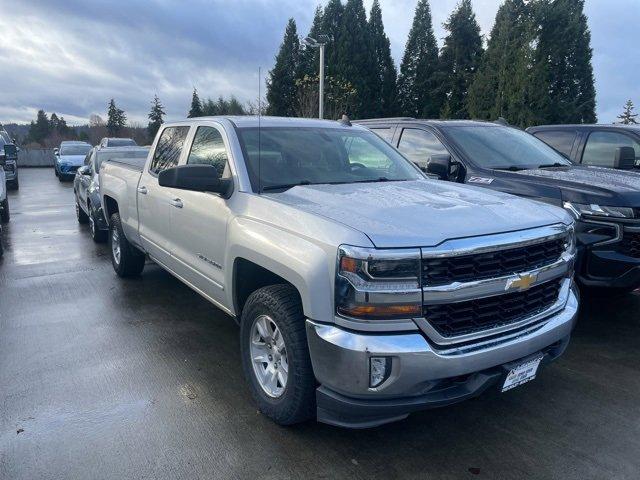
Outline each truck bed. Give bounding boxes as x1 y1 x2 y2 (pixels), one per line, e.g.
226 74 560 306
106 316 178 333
104 156 146 172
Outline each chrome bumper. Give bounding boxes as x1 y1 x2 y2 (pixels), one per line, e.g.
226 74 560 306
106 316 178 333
306 282 578 399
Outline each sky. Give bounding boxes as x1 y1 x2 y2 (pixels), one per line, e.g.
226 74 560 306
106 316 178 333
0 0 638 126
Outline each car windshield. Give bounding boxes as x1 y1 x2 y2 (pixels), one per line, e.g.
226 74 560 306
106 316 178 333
236 127 423 192
446 126 573 170
60 145 92 156
95 149 149 172
108 139 137 147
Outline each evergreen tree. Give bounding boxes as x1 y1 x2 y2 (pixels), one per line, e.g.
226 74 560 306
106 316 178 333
617 100 638 125
57 117 70 136
106 99 127 136
49 112 60 131
439 0 483 119
368 0 397 117
188 88 203 118
530 0 596 124
467 0 533 126
28 110 51 145
334 0 376 118
397 0 441 118
266 18 300 116
298 6 324 79
147 95 166 139
320 0 344 80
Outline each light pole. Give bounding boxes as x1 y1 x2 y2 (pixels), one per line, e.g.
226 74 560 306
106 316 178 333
303 35 329 119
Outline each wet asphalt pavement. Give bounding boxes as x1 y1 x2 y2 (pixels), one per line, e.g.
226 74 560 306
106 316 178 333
1 168 640 480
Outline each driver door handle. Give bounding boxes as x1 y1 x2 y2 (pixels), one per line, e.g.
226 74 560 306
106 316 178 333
137 186 148 195
169 198 183 209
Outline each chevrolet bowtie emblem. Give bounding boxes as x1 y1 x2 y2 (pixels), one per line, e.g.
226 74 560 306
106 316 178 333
506 273 538 292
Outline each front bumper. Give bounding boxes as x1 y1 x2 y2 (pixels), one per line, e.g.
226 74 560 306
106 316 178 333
576 220 640 290
306 284 579 428
57 163 80 176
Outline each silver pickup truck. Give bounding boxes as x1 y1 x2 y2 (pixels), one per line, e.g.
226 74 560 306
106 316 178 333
100 116 579 428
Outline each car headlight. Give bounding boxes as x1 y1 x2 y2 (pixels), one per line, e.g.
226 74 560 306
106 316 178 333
335 246 421 320
563 202 635 220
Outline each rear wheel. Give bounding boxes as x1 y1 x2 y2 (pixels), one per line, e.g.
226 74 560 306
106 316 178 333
240 284 315 425
0 198 9 223
109 212 145 277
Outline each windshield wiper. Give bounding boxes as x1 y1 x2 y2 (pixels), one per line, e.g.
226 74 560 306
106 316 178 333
262 180 313 192
492 166 528 172
538 162 568 169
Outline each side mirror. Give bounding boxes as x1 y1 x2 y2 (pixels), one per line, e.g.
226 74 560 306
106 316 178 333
158 165 233 197
78 165 91 176
426 154 452 180
54 148 59 155
614 146 636 170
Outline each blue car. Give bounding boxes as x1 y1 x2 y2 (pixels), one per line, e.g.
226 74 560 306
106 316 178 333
54 142 92 181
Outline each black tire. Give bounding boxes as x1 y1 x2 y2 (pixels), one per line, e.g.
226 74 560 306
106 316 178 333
58 174 64 182
8 179 18 190
75 198 89 224
0 198 9 223
89 205 107 243
109 212 145 277
0 232 3 257
240 284 315 425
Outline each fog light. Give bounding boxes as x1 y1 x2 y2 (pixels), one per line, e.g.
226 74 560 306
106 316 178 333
370 356 391 388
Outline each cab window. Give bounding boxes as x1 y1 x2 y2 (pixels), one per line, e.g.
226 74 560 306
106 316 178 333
186 126 231 179
370 127 394 143
149 126 190 174
533 130 577 158
398 128 448 167
582 131 640 167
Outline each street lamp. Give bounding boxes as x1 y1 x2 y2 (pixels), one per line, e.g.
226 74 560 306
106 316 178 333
303 35 329 119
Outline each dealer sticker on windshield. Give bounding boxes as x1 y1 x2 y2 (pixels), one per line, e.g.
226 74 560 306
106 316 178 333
502 355 544 392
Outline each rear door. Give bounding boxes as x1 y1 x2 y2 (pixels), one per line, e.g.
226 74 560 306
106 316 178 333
168 123 235 305
138 125 191 266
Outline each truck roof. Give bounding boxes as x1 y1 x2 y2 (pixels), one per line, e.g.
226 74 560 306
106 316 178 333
528 124 640 132
165 116 368 130
356 118 502 128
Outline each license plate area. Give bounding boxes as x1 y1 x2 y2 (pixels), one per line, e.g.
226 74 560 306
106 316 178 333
502 354 544 392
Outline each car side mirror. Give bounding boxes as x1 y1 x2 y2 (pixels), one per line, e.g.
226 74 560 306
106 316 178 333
78 165 91 176
158 165 233 197
54 148 59 155
614 147 636 170
426 154 452 180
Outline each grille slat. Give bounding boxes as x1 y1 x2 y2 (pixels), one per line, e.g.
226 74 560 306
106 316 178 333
424 280 562 338
620 232 640 258
422 239 565 286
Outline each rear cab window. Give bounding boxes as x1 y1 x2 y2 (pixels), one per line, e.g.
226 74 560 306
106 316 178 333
149 126 190 175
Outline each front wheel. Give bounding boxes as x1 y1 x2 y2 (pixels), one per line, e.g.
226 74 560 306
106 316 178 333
240 284 315 425
89 206 107 243
109 212 145 277
75 198 89 224
0 198 9 223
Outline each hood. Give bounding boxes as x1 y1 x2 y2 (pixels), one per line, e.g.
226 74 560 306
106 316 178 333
268 180 572 248
513 166 640 206
58 154 86 166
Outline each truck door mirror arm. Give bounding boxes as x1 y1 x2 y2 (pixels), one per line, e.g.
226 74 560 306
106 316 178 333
613 146 636 170
426 154 452 181
158 164 233 198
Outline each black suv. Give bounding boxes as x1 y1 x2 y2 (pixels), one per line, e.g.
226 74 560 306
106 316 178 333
0 127 19 189
358 118 640 292
527 124 640 171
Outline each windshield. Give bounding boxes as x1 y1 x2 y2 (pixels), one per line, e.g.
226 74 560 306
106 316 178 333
95 149 149 172
446 126 573 170
60 145 92 156
236 127 422 192
108 138 137 147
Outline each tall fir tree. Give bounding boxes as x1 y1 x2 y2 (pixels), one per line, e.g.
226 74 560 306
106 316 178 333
530 0 596 124
28 110 50 145
266 18 300 116
147 95 166 140
298 6 324 79
321 0 345 80
334 0 376 118
617 100 638 125
188 88 203 118
106 99 126 136
368 0 397 117
397 0 441 118
439 0 483 119
467 0 533 126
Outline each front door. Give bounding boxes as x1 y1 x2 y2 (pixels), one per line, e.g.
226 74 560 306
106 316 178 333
169 124 233 305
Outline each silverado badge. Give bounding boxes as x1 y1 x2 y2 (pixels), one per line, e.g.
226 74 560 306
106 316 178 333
506 273 538 292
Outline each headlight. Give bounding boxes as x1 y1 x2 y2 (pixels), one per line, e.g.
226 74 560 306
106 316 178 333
335 246 421 320
563 202 635 220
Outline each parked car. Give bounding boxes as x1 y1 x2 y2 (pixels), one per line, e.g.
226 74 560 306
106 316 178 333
0 128 19 190
99 137 137 148
54 142 92 180
74 146 150 242
358 118 640 293
100 116 578 428
527 124 640 169
0 167 8 256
